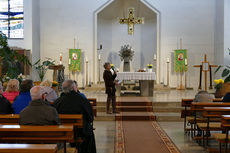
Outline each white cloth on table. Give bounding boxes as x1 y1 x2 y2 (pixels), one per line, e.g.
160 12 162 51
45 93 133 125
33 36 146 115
116 72 156 81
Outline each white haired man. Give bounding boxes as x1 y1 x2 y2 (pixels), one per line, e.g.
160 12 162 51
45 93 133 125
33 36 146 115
19 86 60 125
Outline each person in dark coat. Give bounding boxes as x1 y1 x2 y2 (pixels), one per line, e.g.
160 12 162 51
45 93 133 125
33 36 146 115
103 62 118 114
19 86 60 125
0 82 14 114
54 80 96 153
222 92 230 102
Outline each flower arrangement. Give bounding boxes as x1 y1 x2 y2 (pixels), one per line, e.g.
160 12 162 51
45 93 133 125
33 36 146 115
118 45 134 61
214 79 224 90
147 64 153 69
52 81 59 87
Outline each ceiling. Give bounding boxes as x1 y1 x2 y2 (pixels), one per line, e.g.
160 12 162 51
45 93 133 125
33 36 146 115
98 0 157 20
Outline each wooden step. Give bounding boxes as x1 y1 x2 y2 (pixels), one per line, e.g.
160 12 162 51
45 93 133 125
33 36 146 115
117 101 152 106
117 106 153 112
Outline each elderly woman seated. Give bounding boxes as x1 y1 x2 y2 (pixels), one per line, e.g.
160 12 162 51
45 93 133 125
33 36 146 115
3 79 20 103
40 80 58 103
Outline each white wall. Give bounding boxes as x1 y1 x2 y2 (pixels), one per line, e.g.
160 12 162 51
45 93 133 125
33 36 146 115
224 0 230 65
7 0 220 89
147 0 215 88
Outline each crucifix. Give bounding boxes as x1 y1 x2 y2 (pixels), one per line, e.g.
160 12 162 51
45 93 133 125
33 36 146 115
193 54 217 91
119 8 144 35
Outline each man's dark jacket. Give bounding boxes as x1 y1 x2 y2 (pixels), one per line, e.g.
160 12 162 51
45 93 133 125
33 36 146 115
19 99 60 125
54 90 94 136
0 95 14 114
103 70 117 95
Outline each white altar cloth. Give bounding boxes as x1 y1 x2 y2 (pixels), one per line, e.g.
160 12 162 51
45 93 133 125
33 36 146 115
116 72 156 81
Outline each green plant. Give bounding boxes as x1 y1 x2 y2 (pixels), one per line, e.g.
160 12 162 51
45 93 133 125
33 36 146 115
33 58 55 81
215 66 230 83
0 32 31 80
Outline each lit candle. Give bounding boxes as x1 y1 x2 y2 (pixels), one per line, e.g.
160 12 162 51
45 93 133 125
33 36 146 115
167 57 170 63
98 54 101 60
154 54 157 60
185 58 188 65
60 53 63 65
85 56 88 62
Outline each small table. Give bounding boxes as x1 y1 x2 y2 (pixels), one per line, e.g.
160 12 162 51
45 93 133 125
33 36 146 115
116 72 156 96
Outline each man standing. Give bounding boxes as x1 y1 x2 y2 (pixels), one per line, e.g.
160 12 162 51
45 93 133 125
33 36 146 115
19 86 60 125
103 62 118 114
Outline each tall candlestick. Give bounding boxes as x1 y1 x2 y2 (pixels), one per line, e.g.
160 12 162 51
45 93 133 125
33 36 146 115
85 56 88 62
154 54 157 60
185 58 188 66
69 59 71 65
60 53 63 65
167 57 170 63
98 54 101 60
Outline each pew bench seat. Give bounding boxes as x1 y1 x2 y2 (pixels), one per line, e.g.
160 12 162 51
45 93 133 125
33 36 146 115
0 144 58 153
197 122 221 131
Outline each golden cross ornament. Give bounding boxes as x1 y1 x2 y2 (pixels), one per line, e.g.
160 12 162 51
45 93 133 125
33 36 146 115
119 8 144 35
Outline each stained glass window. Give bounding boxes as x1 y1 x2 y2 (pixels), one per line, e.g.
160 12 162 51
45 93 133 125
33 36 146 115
0 0 24 39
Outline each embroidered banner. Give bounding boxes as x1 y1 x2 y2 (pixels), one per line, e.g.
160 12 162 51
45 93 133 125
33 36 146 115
174 49 188 72
69 49 81 72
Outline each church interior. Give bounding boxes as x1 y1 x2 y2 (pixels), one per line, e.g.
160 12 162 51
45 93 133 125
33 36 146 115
0 0 230 153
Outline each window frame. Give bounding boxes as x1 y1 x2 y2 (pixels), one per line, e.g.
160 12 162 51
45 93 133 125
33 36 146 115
0 0 24 39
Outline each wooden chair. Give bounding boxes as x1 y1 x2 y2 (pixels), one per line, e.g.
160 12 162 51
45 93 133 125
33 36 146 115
181 98 222 133
212 115 230 153
0 144 58 153
0 125 74 153
198 107 230 146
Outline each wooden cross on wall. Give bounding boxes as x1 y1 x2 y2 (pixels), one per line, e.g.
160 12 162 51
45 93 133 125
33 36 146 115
119 8 144 35
193 54 217 91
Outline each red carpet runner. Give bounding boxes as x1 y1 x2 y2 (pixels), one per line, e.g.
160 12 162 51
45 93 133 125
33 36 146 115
115 97 180 153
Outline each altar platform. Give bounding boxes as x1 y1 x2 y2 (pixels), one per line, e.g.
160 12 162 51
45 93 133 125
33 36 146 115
116 72 156 97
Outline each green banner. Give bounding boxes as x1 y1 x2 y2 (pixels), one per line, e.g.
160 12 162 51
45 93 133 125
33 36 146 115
174 49 188 72
69 49 81 72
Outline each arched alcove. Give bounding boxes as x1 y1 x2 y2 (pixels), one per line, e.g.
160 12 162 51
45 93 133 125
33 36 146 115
93 0 161 83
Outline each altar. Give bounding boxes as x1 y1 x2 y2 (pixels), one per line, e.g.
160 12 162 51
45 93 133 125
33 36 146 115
116 72 156 97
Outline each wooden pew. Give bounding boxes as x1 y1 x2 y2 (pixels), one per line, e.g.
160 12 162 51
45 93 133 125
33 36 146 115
0 144 58 153
0 125 74 153
0 114 83 127
181 98 222 132
212 115 230 153
200 107 230 146
88 98 97 117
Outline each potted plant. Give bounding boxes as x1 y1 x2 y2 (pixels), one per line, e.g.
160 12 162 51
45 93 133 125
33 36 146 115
33 58 55 81
0 32 31 80
215 65 230 95
214 79 225 98
147 64 153 72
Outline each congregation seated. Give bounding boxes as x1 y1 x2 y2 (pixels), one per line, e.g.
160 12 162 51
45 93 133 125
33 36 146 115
3 79 19 103
0 82 14 114
40 80 58 103
54 80 96 153
12 80 33 114
222 92 230 102
20 86 60 125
